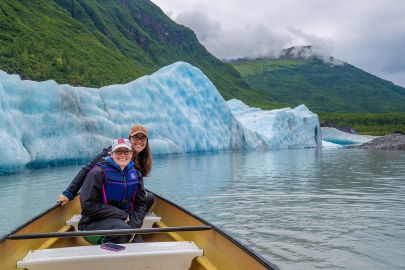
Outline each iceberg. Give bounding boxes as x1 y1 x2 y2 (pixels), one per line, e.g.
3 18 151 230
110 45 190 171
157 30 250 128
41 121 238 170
0 62 320 174
321 127 376 145
227 99 321 149
321 140 343 148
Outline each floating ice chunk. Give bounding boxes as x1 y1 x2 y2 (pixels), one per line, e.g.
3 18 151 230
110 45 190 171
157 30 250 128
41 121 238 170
227 99 321 149
321 127 376 145
321 140 343 148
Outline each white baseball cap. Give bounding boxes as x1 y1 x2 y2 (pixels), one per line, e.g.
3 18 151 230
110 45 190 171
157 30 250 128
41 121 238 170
111 138 132 152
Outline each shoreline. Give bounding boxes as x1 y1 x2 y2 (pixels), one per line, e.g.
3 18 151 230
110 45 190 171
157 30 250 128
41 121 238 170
353 133 405 150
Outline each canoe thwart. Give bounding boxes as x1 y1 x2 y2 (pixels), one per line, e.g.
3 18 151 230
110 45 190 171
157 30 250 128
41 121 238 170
66 212 161 231
17 241 204 270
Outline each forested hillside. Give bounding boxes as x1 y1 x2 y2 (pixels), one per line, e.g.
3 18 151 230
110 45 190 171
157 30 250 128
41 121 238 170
0 0 277 107
2 1 404 117
231 54 405 113
319 112 405 135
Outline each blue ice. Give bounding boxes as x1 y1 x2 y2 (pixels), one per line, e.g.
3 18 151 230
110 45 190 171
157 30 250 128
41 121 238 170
0 62 321 174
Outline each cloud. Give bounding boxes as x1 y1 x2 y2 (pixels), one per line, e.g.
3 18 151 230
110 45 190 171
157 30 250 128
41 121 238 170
175 11 335 61
175 11 222 41
286 28 334 60
202 24 291 60
175 11 292 59
152 0 405 87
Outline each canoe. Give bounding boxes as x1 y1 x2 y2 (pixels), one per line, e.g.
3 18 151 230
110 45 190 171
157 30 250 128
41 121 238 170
0 192 278 270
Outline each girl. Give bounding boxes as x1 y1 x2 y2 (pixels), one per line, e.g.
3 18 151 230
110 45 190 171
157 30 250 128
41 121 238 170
57 124 154 212
79 138 146 243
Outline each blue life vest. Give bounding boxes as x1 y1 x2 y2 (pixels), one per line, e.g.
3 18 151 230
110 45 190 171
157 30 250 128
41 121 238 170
99 157 139 214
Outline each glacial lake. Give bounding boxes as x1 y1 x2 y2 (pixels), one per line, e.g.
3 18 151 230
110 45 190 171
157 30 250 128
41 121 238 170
0 148 404 270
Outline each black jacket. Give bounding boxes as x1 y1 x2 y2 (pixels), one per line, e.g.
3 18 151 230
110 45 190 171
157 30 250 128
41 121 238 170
63 147 111 200
78 160 148 229
64 146 149 201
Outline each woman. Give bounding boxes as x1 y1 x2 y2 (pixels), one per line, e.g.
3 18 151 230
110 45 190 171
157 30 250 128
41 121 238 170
79 138 146 243
57 124 153 209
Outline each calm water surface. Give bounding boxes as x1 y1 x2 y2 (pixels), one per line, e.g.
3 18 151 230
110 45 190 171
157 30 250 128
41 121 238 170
0 148 404 270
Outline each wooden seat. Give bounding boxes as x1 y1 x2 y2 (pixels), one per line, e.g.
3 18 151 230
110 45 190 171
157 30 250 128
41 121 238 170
17 241 203 270
66 212 161 230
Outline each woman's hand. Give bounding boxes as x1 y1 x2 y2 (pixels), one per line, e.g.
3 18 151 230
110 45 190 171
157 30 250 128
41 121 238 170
125 215 130 223
57 194 70 206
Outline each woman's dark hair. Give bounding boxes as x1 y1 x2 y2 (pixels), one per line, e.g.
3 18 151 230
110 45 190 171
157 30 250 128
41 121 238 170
128 135 152 176
128 124 152 176
135 141 152 176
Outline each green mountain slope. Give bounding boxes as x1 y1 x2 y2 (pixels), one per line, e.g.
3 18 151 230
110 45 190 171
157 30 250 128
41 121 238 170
0 0 276 107
231 53 405 113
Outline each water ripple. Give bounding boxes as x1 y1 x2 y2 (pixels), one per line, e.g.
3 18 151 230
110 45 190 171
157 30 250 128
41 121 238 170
0 148 404 270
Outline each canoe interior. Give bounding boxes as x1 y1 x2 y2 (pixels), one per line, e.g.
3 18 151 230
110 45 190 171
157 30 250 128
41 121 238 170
0 193 276 270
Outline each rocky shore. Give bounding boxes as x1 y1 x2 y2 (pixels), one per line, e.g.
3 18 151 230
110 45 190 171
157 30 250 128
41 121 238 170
355 132 405 150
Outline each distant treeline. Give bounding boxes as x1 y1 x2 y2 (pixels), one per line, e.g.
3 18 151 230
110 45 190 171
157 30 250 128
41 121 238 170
319 112 405 136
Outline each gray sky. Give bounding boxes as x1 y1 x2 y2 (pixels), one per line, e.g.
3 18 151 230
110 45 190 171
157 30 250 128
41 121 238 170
151 0 405 88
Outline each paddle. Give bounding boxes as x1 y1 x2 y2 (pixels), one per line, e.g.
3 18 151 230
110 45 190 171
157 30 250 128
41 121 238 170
7 225 212 240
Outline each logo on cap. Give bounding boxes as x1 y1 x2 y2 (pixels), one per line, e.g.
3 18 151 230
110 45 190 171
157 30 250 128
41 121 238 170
117 138 125 144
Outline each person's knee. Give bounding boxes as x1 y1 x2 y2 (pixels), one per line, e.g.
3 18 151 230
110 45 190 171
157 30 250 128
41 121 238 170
105 219 132 244
111 219 131 230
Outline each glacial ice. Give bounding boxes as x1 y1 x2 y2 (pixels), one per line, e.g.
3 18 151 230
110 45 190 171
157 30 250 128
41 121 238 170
0 62 321 174
321 127 376 145
227 99 321 148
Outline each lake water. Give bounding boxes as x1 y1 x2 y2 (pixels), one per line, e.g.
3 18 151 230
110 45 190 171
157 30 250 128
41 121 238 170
1 148 404 270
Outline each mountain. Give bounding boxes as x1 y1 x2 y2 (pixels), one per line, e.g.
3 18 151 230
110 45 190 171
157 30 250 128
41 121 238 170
230 46 405 112
0 0 276 108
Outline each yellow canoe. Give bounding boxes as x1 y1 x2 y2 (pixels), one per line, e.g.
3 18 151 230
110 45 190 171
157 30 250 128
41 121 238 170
0 193 278 270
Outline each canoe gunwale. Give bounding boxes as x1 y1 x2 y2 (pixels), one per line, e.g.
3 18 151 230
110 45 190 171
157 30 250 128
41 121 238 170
1 190 279 270
152 191 279 270
0 202 61 244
